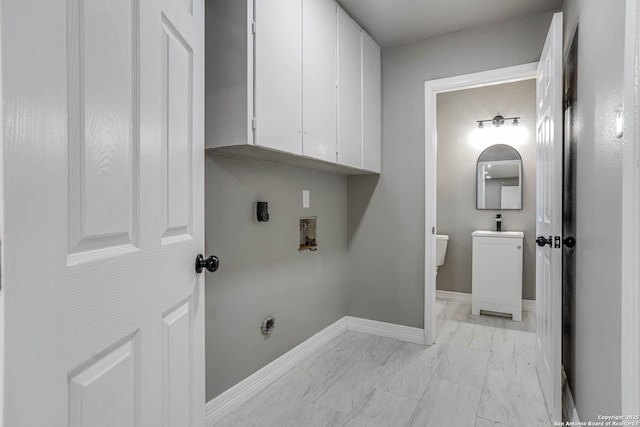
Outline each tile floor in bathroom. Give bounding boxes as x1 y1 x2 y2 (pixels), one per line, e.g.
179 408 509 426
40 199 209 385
217 300 549 427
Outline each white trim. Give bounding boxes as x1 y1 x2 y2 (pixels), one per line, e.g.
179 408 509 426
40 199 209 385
564 388 580 423
205 316 426 425
346 316 425 344
562 369 580 423
0 0 4 418
522 299 536 313
622 0 640 415
436 290 536 313
205 317 348 425
424 63 538 346
436 290 472 303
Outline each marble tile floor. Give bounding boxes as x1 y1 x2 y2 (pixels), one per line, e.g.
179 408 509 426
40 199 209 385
218 300 550 427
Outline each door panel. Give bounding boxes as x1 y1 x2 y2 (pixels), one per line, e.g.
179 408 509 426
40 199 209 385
337 8 362 168
162 18 194 241
254 0 303 154
362 34 381 172
69 337 139 427
162 300 193 427
2 0 206 425
67 0 137 258
535 12 563 424
302 0 337 162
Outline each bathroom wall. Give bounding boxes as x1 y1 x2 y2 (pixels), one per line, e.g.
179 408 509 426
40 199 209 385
347 11 554 328
436 80 537 300
205 153 348 400
559 0 624 418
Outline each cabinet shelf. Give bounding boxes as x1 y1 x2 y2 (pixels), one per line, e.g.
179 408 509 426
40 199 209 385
206 145 378 176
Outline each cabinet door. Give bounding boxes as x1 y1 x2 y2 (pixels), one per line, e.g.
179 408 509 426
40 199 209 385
302 0 337 162
337 8 362 168
255 0 303 154
472 237 523 305
362 33 381 172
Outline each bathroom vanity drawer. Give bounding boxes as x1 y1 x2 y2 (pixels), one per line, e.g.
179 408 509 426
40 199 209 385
471 231 523 321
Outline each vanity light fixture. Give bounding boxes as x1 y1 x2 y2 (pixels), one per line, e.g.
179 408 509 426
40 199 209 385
477 115 520 129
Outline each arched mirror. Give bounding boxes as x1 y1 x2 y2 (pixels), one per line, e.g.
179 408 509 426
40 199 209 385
476 144 522 210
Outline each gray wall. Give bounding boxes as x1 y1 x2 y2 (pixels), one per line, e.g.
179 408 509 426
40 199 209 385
205 153 348 400
436 80 537 300
347 12 554 328
561 0 624 418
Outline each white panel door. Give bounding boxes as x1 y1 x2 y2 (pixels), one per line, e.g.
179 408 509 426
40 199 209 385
302 0 337 162
362 33 381 173
337 8 363 168
254 0 303 154
2 0 206 425
535 12 563 424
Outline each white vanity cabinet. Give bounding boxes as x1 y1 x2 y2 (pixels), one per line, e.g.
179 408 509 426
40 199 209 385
471 231 524 321
205 0 380 174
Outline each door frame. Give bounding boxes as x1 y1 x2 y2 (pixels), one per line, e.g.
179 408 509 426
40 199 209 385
423 62 538 345
622 0 640 415
0 4 4 419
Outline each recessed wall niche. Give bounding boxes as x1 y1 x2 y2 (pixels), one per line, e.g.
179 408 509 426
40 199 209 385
299 217 317 251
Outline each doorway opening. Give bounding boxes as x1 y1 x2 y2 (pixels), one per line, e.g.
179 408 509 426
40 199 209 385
423 62 539 345
425 14 566 423
423 62 552 425
434 80 536 321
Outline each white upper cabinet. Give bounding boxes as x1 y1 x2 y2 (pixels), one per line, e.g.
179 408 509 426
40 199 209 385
302 0 338 163
362 33 381 172
337 9 363 169
254 0 303 154
205 0 380 175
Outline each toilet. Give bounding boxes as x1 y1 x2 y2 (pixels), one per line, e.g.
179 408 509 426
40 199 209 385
436 234 449 275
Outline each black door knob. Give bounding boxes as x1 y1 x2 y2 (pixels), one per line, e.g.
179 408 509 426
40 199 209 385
536 235 553 247
563 236 576 248
195 254 219 273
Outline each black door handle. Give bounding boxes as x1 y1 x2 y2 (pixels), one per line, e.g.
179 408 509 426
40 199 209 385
536 236 553 247
195 254 219 273
563 236 576 248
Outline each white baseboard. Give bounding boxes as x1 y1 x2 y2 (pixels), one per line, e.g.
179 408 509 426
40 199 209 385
522 299 536 313
205 316 425 425
346 316 425 345
436 290 536 313
436 290 472 303
562 369 580 422
205 317 348 426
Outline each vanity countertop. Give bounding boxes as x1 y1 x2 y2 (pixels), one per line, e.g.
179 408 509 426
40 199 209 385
472 230 524 239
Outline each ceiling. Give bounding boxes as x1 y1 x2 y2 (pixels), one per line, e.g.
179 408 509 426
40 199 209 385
335 0 562 47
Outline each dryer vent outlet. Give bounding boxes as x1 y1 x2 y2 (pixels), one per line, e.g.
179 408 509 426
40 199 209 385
261 316 275 338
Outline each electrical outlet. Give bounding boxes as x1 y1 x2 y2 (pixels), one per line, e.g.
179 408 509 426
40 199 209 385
303 190 310 208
